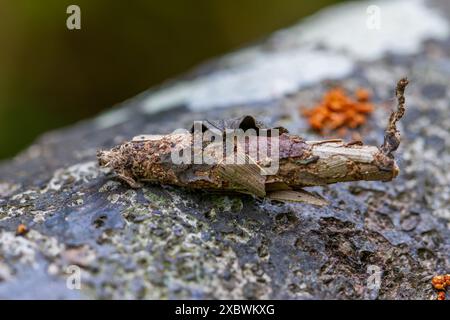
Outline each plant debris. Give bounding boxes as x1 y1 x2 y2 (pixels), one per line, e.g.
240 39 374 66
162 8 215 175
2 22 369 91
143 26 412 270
98 79 408 205
302 86 374 134
431 274 449 300
15 223 29 236
377 78 409 171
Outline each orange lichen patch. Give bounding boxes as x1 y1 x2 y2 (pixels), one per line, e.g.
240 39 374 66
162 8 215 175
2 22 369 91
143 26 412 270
15 223 29 236
431 274 449 300
302 87 374 134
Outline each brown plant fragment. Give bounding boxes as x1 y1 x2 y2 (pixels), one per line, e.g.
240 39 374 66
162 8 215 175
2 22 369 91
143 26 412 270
380 77 408 158
98 79 408 204
377 77 408 171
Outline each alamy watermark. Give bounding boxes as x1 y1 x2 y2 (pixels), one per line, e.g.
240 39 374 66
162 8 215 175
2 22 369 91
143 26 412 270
66 5 81 30
170 122 280 175
66 264 82 290
367 265 382 291
366 5 381 30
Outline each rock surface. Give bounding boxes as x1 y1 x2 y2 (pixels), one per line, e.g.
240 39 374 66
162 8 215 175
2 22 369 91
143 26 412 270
0 0 449 299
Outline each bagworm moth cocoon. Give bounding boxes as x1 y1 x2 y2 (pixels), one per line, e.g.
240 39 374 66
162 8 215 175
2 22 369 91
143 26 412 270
98 78 408 205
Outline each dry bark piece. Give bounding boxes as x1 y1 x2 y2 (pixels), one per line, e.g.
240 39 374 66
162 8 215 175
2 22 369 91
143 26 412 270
268 190 328 206
380 78 408 158
98 79 408 205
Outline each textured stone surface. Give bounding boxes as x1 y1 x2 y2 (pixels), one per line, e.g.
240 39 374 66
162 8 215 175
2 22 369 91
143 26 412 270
0 0 449 299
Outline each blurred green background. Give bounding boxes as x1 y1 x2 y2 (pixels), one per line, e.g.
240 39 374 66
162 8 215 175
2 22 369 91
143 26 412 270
0 0 343 159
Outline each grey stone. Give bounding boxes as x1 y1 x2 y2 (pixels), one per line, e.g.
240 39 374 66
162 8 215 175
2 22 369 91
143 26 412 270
0 0 449 299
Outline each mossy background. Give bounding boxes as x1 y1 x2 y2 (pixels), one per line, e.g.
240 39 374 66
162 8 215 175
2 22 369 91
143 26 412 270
0 0 343 159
